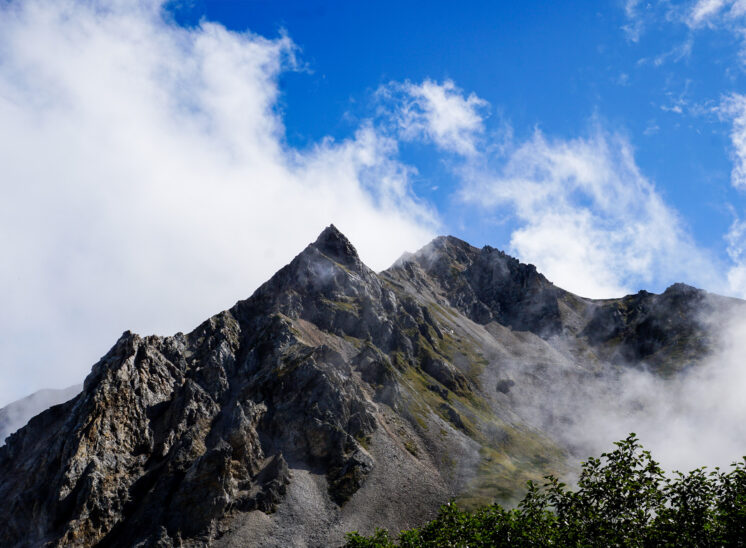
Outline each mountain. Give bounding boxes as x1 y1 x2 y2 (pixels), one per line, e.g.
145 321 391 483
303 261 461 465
0 384 82 445
0 226 736 547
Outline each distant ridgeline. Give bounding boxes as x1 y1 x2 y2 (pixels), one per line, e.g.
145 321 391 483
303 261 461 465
0 225 739 547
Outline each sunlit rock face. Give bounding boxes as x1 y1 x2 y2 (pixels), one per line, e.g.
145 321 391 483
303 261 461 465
0 225 734 547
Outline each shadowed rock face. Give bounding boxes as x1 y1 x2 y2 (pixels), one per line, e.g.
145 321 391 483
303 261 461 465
399 236 564 336
579 282 744 375
0 226 735 547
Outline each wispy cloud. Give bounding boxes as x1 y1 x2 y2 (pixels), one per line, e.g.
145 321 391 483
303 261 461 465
724 216 746 294
653 38 693 65
376 80 732 300
684 0 746 28
378 79 489 157
625 0 746 60
719 93 746 190
688 0 729 27
683 0 746 63
380 82 713 298
644 120 661 134
4 0 746 410
0 0 437 405
458 127 712 297
514 306 746 472
622 0 647 42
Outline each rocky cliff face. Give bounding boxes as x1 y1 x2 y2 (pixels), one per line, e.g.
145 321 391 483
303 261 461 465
0 226 734 547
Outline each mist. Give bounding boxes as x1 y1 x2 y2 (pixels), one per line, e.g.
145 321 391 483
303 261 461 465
0 0 436 407
507 301 746 475
0 384 82 446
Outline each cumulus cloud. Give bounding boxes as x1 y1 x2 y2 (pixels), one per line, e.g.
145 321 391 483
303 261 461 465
459 128 712 298
0 0 437 406
375 80 734 301
379 79 488 156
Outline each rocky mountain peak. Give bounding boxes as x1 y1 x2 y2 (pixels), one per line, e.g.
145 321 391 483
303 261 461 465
310 224 360 267
386 235 564 336
1 227 740 548
413 235 479 270
662 282 701 298
239 225 380 322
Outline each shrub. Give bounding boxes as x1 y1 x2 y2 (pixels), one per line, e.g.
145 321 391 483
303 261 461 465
345 434 746 547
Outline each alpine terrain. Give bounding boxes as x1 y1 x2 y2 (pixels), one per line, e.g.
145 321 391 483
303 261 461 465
0 225 737 547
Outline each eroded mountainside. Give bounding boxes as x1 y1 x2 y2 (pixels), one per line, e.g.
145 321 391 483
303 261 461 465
0 226 735 547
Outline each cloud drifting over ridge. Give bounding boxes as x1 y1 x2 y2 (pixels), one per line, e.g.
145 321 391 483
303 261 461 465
1 0 744 408
383 79 715 298
459 128 714 298
0 0 436 406
512 305 746 474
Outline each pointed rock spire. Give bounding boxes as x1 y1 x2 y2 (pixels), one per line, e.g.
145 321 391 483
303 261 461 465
311 224 360 266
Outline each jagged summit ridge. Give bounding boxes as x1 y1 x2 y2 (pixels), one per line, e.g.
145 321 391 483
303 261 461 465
387 233 564 336
0 225 736 548
248 225 375 303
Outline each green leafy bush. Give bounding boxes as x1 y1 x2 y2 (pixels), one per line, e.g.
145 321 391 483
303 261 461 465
345 434 746 547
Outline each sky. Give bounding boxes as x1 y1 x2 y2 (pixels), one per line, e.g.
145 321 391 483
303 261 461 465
1 0 746 405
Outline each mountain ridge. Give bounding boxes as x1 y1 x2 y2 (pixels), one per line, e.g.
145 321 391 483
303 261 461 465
0 225 736 547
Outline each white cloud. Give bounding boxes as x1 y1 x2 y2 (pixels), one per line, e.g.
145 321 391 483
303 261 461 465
731 0 746 16
459 128 713 298
622 0 746 60
622 0 646 42
661 104 685 113
679 0 746 56
725 218 746 294
0 0 437 406
380 79 488 157
643 120 661 134
2 0 744 417
684 0 746 26
719 93 746 190
653 38 693 65
713 95 746 298
516 308 746 473
721 211 746 298
688 0 728 26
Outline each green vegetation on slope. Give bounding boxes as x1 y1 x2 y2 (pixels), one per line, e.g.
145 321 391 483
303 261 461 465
345 434 746 547
393 321 564 509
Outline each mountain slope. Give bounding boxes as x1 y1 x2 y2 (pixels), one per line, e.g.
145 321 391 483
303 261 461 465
0 226 734 547
0 384 82 445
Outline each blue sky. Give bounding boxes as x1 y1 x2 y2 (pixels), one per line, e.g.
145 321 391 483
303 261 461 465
2 0 746 404
166 0 746 288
